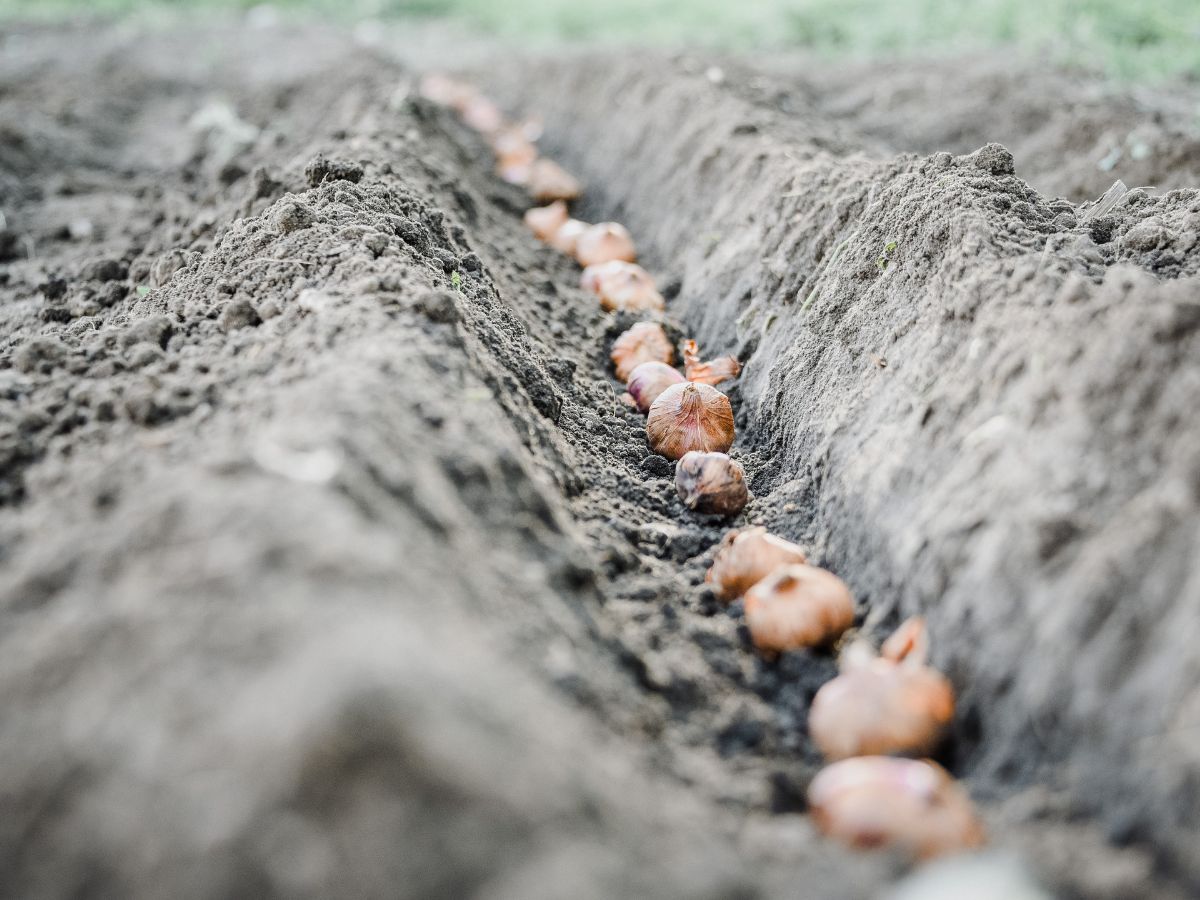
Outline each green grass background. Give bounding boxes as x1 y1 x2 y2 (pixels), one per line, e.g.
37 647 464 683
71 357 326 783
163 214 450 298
3 0 1198 82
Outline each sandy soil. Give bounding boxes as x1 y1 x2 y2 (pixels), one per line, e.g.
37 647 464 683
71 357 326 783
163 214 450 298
1 17 1198 900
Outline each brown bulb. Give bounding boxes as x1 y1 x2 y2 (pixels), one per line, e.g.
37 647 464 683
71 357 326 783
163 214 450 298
492 127 538 170
549 219 588 255
523 201 568 242
575 222 636 267
808 757 986 860
646 382 734 460
418 74 474 109
611 322 674 382
580 261 664 314
627 362 685 414
809 618 954 760
704 526 808 601
675 451 748 516
528 159 582 203
461 94 504 134
742 563 854 652
683 338 742 386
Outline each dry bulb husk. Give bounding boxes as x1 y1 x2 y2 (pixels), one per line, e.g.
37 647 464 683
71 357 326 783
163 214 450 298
461 94 504 134
528 159 582 203
549 219 589 256
492 127 538 170
646 382 734 460
580 261 664 314
675 451 748 517
704 526 808 601
417 73 475 110
575 222 637 267
523 201 568 242
808 757 986 860
626 362 685 414
809 617 955 760
611 322 674 382
743 563 854 652
683 339 742 386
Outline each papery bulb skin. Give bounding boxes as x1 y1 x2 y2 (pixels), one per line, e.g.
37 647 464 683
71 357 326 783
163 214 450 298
742 563 854 652
418 74 474 109
683 338 742 386
646 382 734 460
809 660 954 761
807 757 986 860
492 127 538 170
549 219 588 255
675 451 748 517
810 617 953 760
461 95 504 134
528 159 582 203
580 261 664 314
704 526 808 601
523 201 569 241
498 160 533 186
626 362 685 414
611 322 674 382
575 222 637 267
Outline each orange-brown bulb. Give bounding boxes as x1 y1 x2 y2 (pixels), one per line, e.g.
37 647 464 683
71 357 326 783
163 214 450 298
807 757 985 860
646 382 734 460
575 222 636 267
742 563 854 652
523 201 568 242
704 526 808 601
675 451 748 517
611 322 674 382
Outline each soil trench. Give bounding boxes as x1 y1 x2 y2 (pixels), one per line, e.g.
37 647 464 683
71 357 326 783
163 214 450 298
0 21 1198 900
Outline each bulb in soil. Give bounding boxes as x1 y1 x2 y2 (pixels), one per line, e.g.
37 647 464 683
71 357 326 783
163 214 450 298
742 563 854 652
646 382 734 460
704 526 808 601
683 338 742 386
461 94 504 134
675 451 748 517
575 222 636 267
549 219 589 255
611 322 674 382
807 757 986 860
580 261 664 314
418 73 474 109
809 618 954 761
626 361 685 414
499 160 532 187
523 201 568 242
528 159 582 203
492 127 538 170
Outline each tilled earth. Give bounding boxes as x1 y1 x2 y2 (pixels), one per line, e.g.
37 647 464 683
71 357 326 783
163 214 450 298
1 18 1199 900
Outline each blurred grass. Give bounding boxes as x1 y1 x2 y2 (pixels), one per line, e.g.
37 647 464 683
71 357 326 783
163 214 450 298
2 0 1198 82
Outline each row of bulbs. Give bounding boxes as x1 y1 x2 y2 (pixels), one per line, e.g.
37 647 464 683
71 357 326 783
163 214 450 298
419 73 986 866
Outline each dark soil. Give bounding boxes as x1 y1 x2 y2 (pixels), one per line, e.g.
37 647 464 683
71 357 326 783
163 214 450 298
1 18 1198 900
